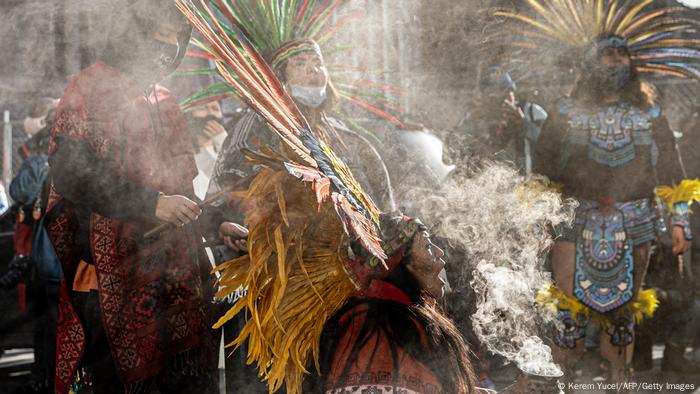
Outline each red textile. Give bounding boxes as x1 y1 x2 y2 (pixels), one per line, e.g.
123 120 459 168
326 301 445 394
357 279 412 306
46 62 205 393
14 221 33 257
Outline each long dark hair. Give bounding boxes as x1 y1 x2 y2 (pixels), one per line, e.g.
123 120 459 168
306 262 478 393
569 65 658 110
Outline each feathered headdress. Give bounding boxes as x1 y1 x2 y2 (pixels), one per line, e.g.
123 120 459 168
177 0 404 133
174 1 406 393
494 0 700 79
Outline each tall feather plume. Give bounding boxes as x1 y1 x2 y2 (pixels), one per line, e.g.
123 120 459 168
494 0 700 80
175 2 391 392
175 0 383 254
177 0 405 131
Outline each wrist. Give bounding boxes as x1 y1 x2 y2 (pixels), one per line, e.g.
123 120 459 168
671 202 692 240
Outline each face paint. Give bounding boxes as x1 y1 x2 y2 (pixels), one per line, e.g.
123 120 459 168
287 84 327 108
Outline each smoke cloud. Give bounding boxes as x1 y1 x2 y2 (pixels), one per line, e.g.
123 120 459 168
405 162 576 377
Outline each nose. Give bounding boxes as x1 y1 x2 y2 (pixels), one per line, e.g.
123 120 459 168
434 244 445 259
308 64 322 76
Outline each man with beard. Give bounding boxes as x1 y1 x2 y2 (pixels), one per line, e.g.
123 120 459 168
45 1 217 392
497 2 700 391
537 40 688 388
185 100 227 200
162 55 229 200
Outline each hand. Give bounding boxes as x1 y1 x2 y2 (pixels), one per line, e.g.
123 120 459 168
155 195 201 226
219 221 248 252
672 226 690 255
500 92 524 124
203 120 226 140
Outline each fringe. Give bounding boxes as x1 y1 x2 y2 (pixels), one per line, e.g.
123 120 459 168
537 285 659 327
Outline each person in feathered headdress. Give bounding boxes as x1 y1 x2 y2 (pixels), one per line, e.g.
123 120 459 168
203 0 397 222
496 0 700 388
174 1 479 393
190 3 398 390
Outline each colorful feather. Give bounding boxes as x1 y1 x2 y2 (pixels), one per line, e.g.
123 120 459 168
174 2 403 393
180 0 404 133
495 0 700 81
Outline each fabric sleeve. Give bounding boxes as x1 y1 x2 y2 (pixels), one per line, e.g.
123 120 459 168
49 136 159 221
654 115 692 238
654 115 685 187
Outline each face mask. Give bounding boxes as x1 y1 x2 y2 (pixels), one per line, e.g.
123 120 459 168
23 116 47 136
288 84 327 108
602 64 631 90
152 40 181 75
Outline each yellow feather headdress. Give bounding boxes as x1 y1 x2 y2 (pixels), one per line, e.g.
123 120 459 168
174 2 409 393
495 0 700 79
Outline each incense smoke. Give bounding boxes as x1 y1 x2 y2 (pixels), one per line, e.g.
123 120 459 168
405 162 575 377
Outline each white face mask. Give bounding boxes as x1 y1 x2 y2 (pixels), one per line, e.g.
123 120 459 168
288 84 327 108
23 116 47 136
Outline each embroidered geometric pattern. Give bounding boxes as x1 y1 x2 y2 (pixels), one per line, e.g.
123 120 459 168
553 309 588 349
330 371 444 394
558 100 660 170
574 207 635 313
327 386 420 394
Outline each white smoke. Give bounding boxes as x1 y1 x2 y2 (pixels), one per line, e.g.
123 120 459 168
405 161 576 377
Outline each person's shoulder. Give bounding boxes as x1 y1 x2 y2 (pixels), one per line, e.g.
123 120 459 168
60 62 125 111
69 62 118 92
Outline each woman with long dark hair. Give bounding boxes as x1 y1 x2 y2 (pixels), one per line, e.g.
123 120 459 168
306 213 477 394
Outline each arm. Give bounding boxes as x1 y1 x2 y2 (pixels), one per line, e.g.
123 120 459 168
654 115 692 248
655 115 685 188
49 137 159 221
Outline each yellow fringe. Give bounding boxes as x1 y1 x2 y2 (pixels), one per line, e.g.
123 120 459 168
655 179 700 211
536 286 659 326
213 166 356 394
536 286 589 318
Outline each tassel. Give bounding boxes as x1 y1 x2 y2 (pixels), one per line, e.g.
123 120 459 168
32 196 42 220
